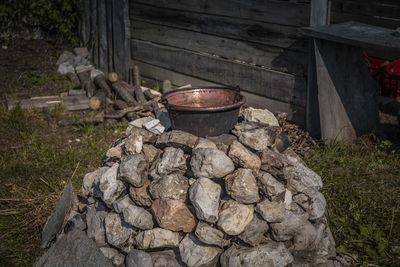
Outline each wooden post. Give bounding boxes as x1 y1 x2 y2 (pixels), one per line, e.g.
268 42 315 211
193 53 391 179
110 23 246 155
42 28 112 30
306 0 329 138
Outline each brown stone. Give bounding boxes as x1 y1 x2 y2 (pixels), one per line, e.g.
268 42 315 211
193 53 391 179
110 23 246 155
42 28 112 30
228 140 261 173
225 169 260 204
129 180 152 207
151 199 196 232
142 144 162 163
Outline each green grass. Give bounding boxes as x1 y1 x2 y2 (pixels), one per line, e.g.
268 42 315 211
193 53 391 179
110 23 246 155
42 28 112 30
305 138 400 266
0 106 126 266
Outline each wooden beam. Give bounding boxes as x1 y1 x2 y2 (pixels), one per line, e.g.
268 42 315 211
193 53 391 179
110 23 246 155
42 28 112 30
306 0 329 138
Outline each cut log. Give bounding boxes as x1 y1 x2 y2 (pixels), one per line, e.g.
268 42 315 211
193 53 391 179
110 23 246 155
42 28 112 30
133 65 147 104
68 89 86 96
114 99 128 110
8 96 90 111
108 72 119 82
93 73 112 97
143 89 157 100
104 97 160 119
111 81 138 105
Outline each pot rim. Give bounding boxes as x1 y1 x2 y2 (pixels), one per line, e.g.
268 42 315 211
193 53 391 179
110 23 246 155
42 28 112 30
161 86 246 112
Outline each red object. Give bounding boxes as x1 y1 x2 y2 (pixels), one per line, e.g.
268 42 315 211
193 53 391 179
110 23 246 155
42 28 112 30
364 53 400 98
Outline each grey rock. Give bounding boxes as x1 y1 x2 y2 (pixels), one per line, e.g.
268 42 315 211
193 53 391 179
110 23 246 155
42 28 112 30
127 118 149 131
189 178 221 223
149 172 189 201
207 134 237 147
257 171 286 199
292 221 317 251
73 47 89 58
64 213 86 234
155 147 186 176
195 222 230 248
119 154 149 187
256 199 285 223
104 213 134 247
142 144 162 163
283 163 323 198
57 61 75 75
232 122 281 151
126 249 153 267
56 51 75 65
113 194 133 213
82 168 107 197
156 130 198 153
121 198 154 230
99 163 126 205
270 210 309 241
105 145 123 160
41 183 73 248
272 132 291 153
150 250 181 267
86 205 107 246
190 148 235 179
136 228 180 249
259 148 291 178
310 192 327 220
125 127 157 153
220 242 293 267
100 247 125 266
179 234 222 267
129 179 153 207
228 140 261 172
293 193 310 211
241 107 280 126
217 200 254 236
225 168 260 204
238 214 269 247
282 147 305 165
34 230 112 267
194 138 217 150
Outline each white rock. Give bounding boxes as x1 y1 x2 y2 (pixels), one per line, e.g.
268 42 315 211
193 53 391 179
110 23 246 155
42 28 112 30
122 200 154 230
195 222 230 248
238 215 269 247
225 168 260 204
149 172 189 201
270 210 309 241
155 147 186 176
190 148 235 179
194 138 217 150
75 64 93 74
217 200 254 236
81 167 107 197
179 234 222 267
98 163 126 205
242 107 280 126
143 117 161 130
90 69 104 80
135 228 180 249
189 178 221 223
127 117 149 132
284 189 293 210
119 154 149 187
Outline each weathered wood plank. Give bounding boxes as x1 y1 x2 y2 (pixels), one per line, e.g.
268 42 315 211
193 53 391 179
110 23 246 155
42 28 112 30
131 39 307 107
332 0 400 20
132 21 307 75
133 60 305 126
131 0 310 27
130 3 308 52
89 0 98 66
106 0 114 72
97 0 108 70
306 0 329 137
314 39 379 142
302 21 400 51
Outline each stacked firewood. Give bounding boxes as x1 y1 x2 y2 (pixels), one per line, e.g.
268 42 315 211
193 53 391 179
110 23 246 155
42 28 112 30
56 49 163 127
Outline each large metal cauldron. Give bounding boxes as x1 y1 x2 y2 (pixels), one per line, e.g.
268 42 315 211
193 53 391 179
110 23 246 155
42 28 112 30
161 86 246 137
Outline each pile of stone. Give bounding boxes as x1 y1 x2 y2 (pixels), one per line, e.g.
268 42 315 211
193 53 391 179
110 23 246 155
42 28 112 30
36 110 343 267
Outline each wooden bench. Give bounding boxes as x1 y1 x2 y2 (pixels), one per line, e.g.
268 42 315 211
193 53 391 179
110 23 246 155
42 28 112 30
303 21 400 142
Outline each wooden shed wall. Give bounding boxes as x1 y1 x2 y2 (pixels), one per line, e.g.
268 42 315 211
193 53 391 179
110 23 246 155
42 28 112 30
330 0 400 29
129 0 311 125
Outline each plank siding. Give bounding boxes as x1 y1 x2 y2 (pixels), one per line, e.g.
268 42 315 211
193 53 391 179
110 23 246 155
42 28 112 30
331 0 400 29
131 39 307 107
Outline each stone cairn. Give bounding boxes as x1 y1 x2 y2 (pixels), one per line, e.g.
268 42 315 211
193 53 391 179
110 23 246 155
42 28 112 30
38 109 341 267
